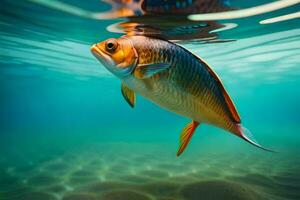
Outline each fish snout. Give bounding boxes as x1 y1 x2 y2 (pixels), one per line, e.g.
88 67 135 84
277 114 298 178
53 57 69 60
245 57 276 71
91 43 117 73
90 44 102 56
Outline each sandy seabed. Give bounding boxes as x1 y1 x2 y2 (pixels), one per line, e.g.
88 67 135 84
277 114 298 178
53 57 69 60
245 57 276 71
0 142 299 200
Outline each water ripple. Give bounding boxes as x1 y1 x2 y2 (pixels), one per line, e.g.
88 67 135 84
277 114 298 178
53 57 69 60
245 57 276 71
1 0 299 84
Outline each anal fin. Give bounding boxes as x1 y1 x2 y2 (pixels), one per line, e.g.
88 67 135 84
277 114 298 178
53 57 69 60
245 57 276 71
177 120 200 157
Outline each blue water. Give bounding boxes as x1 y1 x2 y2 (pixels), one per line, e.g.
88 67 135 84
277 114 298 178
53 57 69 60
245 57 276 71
1 1 300 200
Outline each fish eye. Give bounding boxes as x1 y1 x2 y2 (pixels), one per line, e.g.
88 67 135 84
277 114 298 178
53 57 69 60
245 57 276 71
105 39 118 52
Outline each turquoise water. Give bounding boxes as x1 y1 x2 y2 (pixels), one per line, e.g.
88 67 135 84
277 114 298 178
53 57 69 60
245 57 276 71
1 0 300 200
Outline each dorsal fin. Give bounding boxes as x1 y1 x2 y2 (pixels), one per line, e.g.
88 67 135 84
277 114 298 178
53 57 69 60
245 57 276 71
199 58 241 123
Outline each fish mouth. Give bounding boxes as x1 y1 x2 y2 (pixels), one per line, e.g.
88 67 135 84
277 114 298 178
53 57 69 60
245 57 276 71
90 44 115 67
91 44 105 59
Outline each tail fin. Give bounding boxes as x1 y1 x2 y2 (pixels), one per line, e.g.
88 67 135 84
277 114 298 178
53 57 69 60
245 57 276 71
236 124 276 152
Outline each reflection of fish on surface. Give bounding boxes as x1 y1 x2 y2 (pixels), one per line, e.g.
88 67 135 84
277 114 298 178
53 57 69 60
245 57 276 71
101 0 233 17
102 0 235 42
91 35 274 156
99 0 144 18
114 19 228 42
141 0 233 14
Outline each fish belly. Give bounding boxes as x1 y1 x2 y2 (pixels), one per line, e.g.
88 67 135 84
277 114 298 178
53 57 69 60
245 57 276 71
125 76 231 131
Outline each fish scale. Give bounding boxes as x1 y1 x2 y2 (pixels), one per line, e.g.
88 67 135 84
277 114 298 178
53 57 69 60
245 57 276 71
124 36 236 132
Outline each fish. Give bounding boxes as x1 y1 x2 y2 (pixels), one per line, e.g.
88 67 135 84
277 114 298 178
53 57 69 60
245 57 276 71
91 35 273 156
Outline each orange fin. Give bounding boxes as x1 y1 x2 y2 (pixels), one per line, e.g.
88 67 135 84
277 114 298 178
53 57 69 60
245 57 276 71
121 82 135 108
177 121 200 157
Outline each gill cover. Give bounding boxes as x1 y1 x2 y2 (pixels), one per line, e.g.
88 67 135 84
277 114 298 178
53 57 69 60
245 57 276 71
115 37 139 75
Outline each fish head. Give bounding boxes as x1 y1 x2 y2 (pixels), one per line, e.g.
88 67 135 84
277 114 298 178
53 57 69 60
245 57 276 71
91 37 138 78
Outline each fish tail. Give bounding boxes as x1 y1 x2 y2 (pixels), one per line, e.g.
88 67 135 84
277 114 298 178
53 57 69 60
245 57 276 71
235 124 276 152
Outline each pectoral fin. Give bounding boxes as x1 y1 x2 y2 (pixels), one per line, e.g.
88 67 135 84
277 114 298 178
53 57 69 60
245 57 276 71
177 121 200 157
121 82 135 108
134 63 170 79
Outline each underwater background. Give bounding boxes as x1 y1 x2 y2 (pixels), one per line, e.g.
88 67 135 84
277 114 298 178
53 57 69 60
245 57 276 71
1 0 300 200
